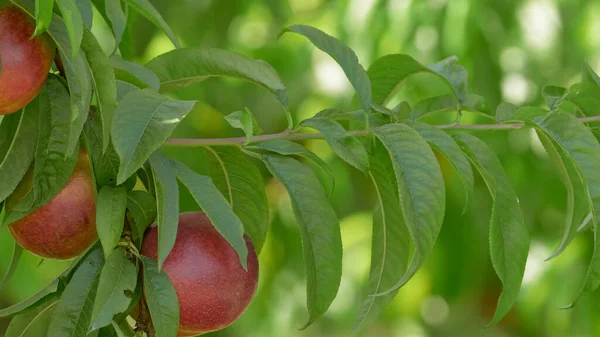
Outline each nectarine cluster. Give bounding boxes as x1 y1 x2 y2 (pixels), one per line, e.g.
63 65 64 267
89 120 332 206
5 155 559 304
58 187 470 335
0 5 54 115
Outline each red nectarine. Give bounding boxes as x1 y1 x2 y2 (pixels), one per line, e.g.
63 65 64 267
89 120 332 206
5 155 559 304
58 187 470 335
7 149 97 259
141 212 259 336
0 6 55 115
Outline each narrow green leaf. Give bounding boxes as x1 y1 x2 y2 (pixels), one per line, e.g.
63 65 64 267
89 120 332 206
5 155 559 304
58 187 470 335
126 190 157 247
83 111 121 187
112 320 135 337
5 297 57 337
121 0 180 48
33 0 54 36
371 123 445 295
0 102 39 203
202 146 269 253
56 0 84 56
251 139 335 198
171 157 248 268
282 25 371 112
301 117 369 172
96 186 128 258
536 132 588 260
405 121 474 213
105 0 127 53
0 241 23 290
111 55 160 91
48 246 104 337
259 154 342 328
112 89 197 184
528 110 600 298
76 0 93 29
141 256 179 337
146 48 288 107
454 133 530 326
90 248 137 331
81 29 118 153
224 108 262 144
563 82 600 117
148 152 179 270
354 146 410 333
367 54 464 106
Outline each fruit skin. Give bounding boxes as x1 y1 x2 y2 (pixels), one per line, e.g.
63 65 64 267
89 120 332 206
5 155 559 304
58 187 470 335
141 212 259 336
0 6 55 115
7 149 98 259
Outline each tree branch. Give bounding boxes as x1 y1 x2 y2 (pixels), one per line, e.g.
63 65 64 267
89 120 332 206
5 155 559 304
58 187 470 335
164 115 600 147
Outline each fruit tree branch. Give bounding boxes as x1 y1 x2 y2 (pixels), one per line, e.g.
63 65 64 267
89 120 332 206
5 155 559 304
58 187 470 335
164 115 600 147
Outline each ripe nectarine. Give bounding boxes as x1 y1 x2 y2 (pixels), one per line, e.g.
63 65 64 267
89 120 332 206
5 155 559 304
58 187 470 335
7 149 97 259
141 212 259 336
0 6 55 115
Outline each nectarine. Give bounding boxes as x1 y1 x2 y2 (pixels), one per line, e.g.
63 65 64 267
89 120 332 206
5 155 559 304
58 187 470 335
0 6 55 115
141 212 259 336
7 149 97 259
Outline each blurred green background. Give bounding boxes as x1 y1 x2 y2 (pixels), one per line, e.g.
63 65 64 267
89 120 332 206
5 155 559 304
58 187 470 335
3 0 600 336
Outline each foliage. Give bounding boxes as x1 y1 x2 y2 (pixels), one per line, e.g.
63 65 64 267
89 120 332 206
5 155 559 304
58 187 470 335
1 0 600 336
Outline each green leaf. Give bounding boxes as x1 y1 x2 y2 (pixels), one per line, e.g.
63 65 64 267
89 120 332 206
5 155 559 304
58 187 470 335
171 157 249 269
562 82 600 117
48 246 104 337
282 25 371 112
371 123 445 295
148 151 179 270
259 154 342 328
454 133 530 326
0 241 23 290
76 0 93 29
5 297 57 337
90 248 138 331
542 86 567 110
33 0 54 36
202 146 269 254
111 320 135 337
105 0 126 53
405 121 474 212
126 190 157 247
111 55 160 91
83 112 120 187
96 186 128 258
81 29 118 153
146 48 288 107
116 80 140 102
409 94 492 121
0 101 39 203
121 0 180 48
367 54 464 106
224 108 263 144
427 56 468 102
56 0 84 57
496 102 519 123
300 117 369 172
583 62 600 87
250 139 335 197
141 256 179 337
528 110 600 298
354 146 410 333
501 106 548 123
536 132 588 260
111 89 197 184
4 78 79 224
